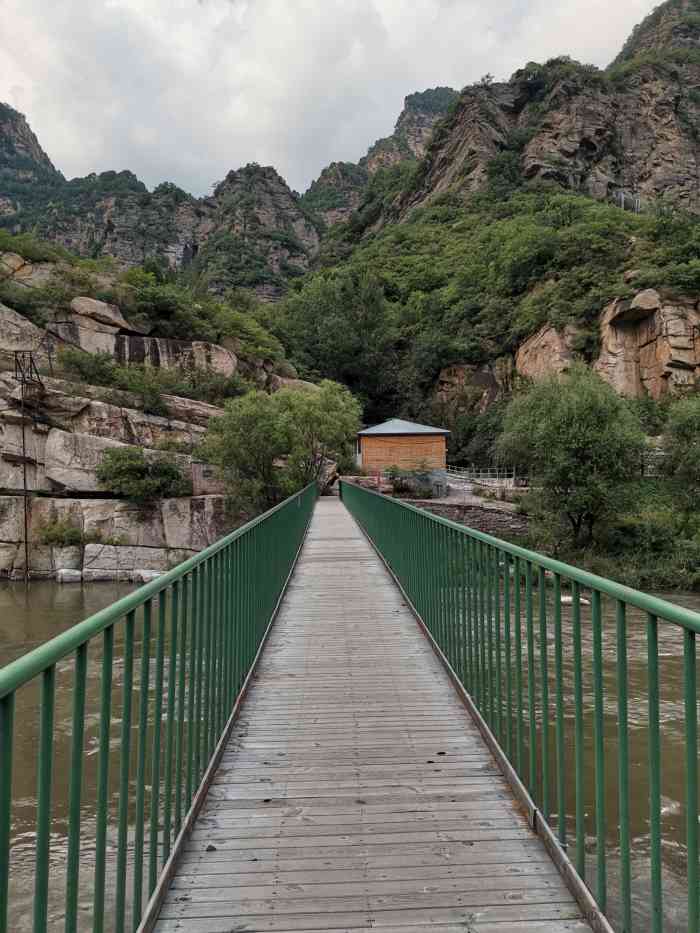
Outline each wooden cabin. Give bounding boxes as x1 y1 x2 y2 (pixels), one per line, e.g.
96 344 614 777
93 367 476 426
357 419 450 473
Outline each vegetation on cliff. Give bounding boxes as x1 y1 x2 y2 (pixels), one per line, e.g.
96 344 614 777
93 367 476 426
276 182 700 425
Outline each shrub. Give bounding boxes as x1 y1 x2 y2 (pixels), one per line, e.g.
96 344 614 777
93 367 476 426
38 519 84 547
96 448 192 504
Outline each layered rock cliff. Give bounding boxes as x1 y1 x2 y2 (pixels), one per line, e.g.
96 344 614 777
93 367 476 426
0 107 320 299
300 88 458 228
396 1 700 219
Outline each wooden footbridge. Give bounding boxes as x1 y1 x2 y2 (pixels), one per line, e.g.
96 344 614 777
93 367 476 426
2 482 700 933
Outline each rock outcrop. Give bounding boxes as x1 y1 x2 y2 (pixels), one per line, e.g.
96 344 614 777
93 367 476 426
0 493 231 580
595 289 700 397
0 113 322 298
396 2 700 219
515 326 578 382
434 360 513 415
508 289 700 398
301 88 458 227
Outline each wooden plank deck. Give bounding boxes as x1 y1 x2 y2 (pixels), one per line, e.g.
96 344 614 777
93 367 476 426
154 498 591 933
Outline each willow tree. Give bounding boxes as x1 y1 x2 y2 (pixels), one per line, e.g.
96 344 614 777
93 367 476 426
497 365 645 546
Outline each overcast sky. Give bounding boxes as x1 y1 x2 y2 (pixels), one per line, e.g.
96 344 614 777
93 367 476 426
1 0 653 195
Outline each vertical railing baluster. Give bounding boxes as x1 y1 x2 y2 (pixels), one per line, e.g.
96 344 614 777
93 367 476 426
538 566 550 822
685 627 698 933
65 644 87 933
504 561 512 763
163 581 179 865
479 543 487 717
115 611 135 933
572 581 585 881
149 592 166 895
187 569 200 811
525 563 537 799
175 578 189 839
616 600 631 933
0 693 14 933
133 600 152 929
93 625 114 933
648 612 662 933
592 590 606 913
494 549 503 743
33 665 55 933
194 564 206 784
554 575 565 847
514 558 524 778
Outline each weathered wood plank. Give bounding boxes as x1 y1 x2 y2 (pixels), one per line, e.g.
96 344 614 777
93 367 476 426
153 499 590 933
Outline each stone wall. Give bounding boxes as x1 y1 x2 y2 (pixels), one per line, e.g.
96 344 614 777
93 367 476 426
415 502 529 539
0 494 232 580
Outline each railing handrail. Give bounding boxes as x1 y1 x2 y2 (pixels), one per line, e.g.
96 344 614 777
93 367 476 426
0 483 316 700
340 479 700 635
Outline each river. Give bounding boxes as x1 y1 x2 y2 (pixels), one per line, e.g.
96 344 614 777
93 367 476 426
1 580 700 932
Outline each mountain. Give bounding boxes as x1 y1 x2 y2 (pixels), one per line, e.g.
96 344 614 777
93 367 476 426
300 87 459 228
0 89 457 298
392 0 700 221
0 107 321 300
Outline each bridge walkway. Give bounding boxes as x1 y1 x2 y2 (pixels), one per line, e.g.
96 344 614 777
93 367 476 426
153 498 592 933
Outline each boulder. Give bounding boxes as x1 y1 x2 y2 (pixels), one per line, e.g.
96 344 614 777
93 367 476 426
270 376 320 393
115 335 237 377
434 360 511 414
48 312 120 356
595 294 700 398
43 429 191 494
82 499 167 548
57 569 82 584
161 496 230 550
594 300 644 396
515 326 577 382
134 570 162 584
0 303 49 360
52 546 83 570
0 253 25 278
161 395 225 427
0 543 20 576
44 429 128 492
70 297 138 332
83 543 194 578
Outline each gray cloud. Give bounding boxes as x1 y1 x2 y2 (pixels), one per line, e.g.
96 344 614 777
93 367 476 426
0 0 653 194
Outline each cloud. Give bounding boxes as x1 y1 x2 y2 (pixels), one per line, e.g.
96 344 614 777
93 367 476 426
0 0 653 195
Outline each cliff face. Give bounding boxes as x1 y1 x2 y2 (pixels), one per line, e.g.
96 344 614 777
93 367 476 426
0 112 319 298
398 2 700 218
300 88 458 227
0 88 456 289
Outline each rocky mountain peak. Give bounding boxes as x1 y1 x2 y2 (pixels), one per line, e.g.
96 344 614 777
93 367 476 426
0 103 58 178
614 0 700 64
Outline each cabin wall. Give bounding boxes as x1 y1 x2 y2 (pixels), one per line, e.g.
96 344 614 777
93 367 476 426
360 435 447 472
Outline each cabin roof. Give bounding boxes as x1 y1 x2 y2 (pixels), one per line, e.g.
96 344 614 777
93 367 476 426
358 418 451 437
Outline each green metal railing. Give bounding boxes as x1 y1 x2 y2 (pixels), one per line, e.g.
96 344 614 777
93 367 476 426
341 480 700 933
0 483 316 933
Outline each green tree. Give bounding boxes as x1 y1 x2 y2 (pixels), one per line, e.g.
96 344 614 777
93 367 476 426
276 381 362 488
663 395 700 531
280 270 399 422
203 382 361 513
497 366 645 546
